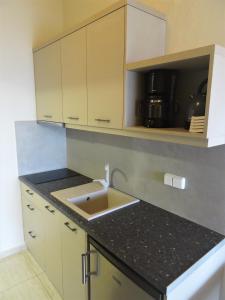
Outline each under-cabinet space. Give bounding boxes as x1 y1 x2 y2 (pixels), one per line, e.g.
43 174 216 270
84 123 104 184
125 45 225 147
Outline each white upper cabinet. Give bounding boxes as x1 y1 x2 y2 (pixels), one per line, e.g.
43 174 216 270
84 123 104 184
87 8 125 129
34 41 63 123
33 2 165 128
61 28 88 125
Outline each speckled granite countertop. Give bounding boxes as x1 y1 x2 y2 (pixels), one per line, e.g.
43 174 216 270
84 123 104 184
19 169 225 298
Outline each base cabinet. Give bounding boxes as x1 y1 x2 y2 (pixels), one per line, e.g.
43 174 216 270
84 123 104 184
90 244 154 300
42 201 63 296
21 194 46 271
61 216 87 300
21 183 87 300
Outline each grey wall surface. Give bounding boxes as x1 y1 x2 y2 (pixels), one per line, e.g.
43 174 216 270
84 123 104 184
15 121 67 175
67 129 225 235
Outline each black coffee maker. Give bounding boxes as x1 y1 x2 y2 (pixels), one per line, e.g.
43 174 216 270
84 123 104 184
143 70 177 128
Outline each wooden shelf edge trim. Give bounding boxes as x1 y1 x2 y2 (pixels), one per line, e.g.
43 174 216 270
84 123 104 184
126 44 216 71
65 123 209 147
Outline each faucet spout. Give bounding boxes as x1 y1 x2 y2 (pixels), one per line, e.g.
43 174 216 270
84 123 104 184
93 163 110 189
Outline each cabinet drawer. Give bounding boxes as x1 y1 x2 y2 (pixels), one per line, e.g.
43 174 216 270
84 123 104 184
21 183 46 211
22 196 46 270
21 183 36 201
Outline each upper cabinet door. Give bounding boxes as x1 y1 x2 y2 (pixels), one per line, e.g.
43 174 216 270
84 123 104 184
34 41 63 123
87 8 125 129
61 28 88 125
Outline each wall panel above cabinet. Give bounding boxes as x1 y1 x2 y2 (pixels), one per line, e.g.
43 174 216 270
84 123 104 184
34 41 63 123
61 28 88 126
125 5 165 63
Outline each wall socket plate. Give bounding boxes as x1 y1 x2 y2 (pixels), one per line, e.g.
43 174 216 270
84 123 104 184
164 173 186 190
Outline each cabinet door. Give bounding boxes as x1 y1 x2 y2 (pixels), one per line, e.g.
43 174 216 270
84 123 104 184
43 203 63 296
61 28 87 125
90 246 154 300
61 217 87 300
87 8 125 129
22 196 45 271
34 41 63 122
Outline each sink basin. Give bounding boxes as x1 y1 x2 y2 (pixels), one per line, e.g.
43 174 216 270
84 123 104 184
51 182 140 221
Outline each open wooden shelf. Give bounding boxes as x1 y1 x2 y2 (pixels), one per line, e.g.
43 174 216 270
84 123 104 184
66 45 225 148
125 126 203 138
124 44 225 147
126 45 213 72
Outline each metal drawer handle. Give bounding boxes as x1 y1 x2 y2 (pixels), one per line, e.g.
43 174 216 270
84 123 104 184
26 189 34 196
28 231 36 239
95 118 110 123
112 275 122 286
82 250 99 285
64 222 77 232
26 204 34 211
44 115 52 118
68 117 80 120
45 205 55 214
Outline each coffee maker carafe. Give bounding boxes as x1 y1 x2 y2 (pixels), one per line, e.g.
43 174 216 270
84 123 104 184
143 70 176 128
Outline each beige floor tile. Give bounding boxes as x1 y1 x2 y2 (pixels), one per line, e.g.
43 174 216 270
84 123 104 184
0 251 36 292
38 272 63 300
1 277 51 300
22 250 44 275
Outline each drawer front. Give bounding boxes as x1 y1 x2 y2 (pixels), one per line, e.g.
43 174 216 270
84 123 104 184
22 196 46 270
21 183 36 201
21 183 46 211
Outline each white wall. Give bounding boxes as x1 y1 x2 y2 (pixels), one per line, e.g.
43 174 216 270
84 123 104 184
63 0 225 53
0 0 63 256
63 0 170 31
166 0 225 53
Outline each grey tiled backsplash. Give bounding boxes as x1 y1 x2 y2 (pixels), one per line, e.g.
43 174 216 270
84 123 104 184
67 129 225 235
15 121 67 176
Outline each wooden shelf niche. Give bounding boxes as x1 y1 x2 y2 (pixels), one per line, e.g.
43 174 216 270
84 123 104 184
124 45 225 147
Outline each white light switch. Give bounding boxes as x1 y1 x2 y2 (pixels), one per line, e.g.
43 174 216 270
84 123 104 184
164 173 186 190
164 173 173 186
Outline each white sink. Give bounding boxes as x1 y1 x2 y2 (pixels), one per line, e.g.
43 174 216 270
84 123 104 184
51 182 139 221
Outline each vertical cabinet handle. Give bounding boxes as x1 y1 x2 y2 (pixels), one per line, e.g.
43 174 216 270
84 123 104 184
64 222 77 232
28 231 36 239
82 253 87 285
81 250 99 285
26 204 34 211
45 205 55 214
26 189 34 196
